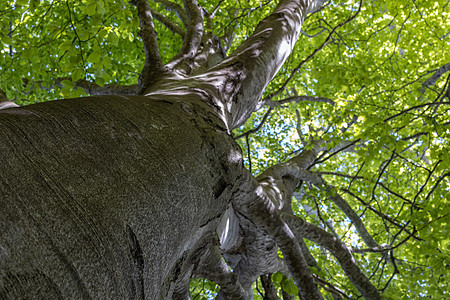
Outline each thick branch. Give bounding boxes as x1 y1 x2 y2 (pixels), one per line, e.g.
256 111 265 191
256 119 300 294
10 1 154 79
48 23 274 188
258 140 325 180
210 0 328 128
298 238 320 270
260 275 279 300
232 137 379 298
266 0 362 101
191 4 228 72
230 218 288 290
166 0 204 73
154 0 188 28
195 246 246 300
351 244 392 254
0 89 19 109
295 170 380 248
282 213 381 300
421 62 450 90
132 0 164 92
172 284 191 300
325 186 379 248
234 176 323 300
258 148 379 249
248 191 323 299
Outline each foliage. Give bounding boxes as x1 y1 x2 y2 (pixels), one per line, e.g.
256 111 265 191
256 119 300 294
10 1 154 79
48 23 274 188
233 0 450 297
1 0 449 298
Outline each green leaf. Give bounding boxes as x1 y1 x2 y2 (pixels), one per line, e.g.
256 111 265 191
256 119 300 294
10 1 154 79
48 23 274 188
309 266 319 275
281 278 299 295
60 80 75 89
272 272 283 283
287 280 299 295
86 2 98 16
29 0 39 9
16 0 29 6
102 72 112 83
88 51 102 63
0 34 11 45
71 68 83 82
102 57 112 69
58 40 73 52
95 77 105 87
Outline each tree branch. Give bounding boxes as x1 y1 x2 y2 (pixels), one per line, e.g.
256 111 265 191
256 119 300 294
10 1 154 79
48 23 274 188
234 137 381 299
266 0 363 101
195 246 247 300
209 0 330 129
233 175 323 300
384 100 450 122
221 205 290 292
312 140 360 166
312 274 350 299
259 95 335 111
424 171 450 201
154 0 188 28
190 1 227 71
247 190 323 299
351 244 392 254
421 62 450 90
0 89 19 109
260 274 279 300
22 78 138 95
322 181 379 248
282 213 381 300
340 188 423 241
258 140 325 181
172 283 191 300
300 27 329 38
260 163 380 249
234 107 273 140
166 0 204 72
150 7 186 38
131 0 165 93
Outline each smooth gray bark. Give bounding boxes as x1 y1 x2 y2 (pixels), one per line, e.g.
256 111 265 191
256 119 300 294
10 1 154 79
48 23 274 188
0 95 243 299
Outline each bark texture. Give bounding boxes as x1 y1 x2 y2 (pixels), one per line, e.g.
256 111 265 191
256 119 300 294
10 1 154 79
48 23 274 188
0 95 243 299
0 0 383 299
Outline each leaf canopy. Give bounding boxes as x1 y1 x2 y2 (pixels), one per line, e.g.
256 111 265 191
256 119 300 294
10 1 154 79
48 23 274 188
1 0 449 298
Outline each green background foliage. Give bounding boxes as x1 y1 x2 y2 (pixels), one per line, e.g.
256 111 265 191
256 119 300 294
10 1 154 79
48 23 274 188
1 0 449 298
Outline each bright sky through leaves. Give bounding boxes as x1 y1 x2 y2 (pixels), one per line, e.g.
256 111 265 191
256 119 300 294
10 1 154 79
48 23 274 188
1 0 449 298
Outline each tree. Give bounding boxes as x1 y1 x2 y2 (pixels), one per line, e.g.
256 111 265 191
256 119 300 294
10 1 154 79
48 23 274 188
1 0 449 298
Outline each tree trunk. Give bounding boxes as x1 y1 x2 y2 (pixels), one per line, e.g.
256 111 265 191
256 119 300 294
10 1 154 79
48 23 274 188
0 0 382 299
0 95 243 299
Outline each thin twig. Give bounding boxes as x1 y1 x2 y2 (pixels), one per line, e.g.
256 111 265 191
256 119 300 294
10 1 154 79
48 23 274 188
341 188 423 241
312 274 350 299
264 95 335 107
150 8 186 37
234 108 273 140
246 135 252 174
384 101 450 122
22 77 137 95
